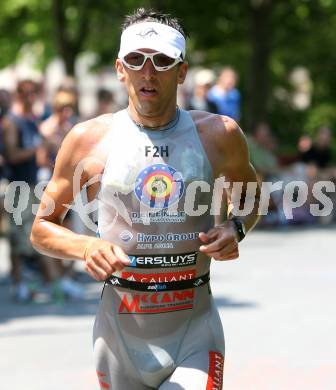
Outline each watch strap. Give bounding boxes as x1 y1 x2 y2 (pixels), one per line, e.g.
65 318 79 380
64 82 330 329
230 217 246 242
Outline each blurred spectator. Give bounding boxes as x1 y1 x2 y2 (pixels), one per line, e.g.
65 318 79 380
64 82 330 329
297 126 335 224
247 122 279 179
298 126 332 170
0 89 12 235
3 80 84 302
248 122 334 226
8 80 42 183
208 67 241 121
38 89 78 179
38 88 84 299
95 88 118 116
248 122 293 226
0 89 11 178
58 76 80 115
186 69 218 113
3 80 42 301
35 80 53 121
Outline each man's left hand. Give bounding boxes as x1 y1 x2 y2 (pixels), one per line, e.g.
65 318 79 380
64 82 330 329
199 221 239 261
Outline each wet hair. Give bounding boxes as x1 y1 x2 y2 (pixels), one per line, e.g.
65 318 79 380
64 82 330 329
121 8 188 39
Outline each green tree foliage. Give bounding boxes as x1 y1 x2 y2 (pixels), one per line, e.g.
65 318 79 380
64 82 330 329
0 0 53 69
0 0 335 150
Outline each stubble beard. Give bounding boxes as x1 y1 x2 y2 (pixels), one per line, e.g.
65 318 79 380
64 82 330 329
137 100 162 118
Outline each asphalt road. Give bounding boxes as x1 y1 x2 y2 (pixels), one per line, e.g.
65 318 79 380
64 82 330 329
0 226 335 390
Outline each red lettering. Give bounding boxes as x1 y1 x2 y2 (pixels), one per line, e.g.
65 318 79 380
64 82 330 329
141 294 148 303
161 292 173 304
119 295 141 313
118 289 195 314
206 351 224 390
151 293 160 304
173 290 194 302
122 270 196 283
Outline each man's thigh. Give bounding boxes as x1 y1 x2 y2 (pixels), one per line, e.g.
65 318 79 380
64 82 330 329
94 331 154 390
159 350 224 390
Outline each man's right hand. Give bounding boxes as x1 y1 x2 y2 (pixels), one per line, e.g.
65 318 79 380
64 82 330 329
83 238 130 281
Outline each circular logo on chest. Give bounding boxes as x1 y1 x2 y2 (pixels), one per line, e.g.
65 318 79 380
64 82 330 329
134 164 184 209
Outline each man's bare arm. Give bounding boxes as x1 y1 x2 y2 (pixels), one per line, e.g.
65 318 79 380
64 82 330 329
219 117 260 232
30 121 130 280
197 115 260 260
31 123 94 259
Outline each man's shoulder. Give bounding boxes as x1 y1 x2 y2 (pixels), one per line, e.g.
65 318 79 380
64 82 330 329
56 114 115 168
189 110 247 173
189 110 240 136
67 113 114 145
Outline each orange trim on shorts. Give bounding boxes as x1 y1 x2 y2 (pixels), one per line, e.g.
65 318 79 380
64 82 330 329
96 370 110 389
206 351 224 390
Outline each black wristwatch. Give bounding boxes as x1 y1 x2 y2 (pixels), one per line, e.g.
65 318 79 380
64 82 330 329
230 217 246 242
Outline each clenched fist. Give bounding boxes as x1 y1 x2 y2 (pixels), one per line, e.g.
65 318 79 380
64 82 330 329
199 221 239 261
83 238 130 281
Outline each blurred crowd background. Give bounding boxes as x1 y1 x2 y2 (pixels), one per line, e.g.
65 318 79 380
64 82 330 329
0 0 335 303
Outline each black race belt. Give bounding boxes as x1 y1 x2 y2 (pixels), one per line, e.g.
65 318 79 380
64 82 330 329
106 272 210 292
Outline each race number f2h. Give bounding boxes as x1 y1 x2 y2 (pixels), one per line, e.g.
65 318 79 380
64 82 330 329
145 145 169 157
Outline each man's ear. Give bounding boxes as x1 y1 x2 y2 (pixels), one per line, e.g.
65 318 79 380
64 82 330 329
115 59 126 82
177 62 188 85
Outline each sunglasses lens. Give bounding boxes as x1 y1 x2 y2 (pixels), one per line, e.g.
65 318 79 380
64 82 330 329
124 52 145 67
153 54 176 68
123 52 179 70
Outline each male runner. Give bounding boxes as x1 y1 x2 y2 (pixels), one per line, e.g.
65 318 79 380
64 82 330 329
31 8 260 390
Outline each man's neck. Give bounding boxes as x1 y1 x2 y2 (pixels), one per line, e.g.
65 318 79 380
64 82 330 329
127 102 178 130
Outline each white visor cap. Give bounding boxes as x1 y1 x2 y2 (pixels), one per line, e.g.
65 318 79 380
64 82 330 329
118 22 186 60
